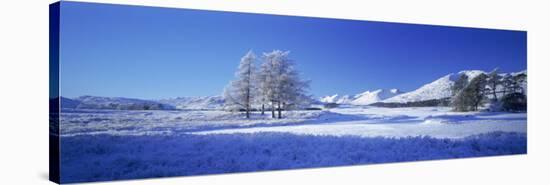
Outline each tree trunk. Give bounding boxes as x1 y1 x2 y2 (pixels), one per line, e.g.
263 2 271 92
492 83 497 101
277 101 282 119
245 105 250 118
271 102 275 118
245 93 250 119
261 104 265 115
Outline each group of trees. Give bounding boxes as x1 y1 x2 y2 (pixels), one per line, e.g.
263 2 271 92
224 50 312 119
451 69 527 112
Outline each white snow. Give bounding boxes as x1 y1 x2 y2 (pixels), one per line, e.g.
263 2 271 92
193 106 526 139
60 109 343 137
61 106 526 139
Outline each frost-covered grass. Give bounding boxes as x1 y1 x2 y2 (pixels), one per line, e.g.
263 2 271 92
60 107 526 138
58 107 527 183
59 108 361 136
60 131 526 183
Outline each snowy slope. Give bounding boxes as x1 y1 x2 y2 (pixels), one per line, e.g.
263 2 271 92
320 89 400 105
319 94 353 104
319 94 339 103
61 95 225 110
159 96 225 110
383 70 485 103
322 69 526 104
60 96 81 109
350 89 401 105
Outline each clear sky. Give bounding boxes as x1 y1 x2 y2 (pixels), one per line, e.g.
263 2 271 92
59 1 527 99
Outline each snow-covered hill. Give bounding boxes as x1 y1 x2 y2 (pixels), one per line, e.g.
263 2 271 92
319 94 353 104
158 96 224 110
383 70 485 103
351 89 402 105
382 70 528 103
319 89 401 105
320 69 526 105
69 96 176 110
60 95 226 111
60 96 81 109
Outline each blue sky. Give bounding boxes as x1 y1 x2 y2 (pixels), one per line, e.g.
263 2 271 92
59 2 526 99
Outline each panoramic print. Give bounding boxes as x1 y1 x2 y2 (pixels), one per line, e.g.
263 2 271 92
50 1 527 183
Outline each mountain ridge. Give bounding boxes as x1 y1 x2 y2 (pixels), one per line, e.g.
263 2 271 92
320 69 526 105
60 69 526 110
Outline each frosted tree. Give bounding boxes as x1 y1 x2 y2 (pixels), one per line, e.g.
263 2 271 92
451 74 469 96
468 73 488 111
511 73 527 94
501 73 527 111
257 53 276 116
259 50 311 119
500 74 513 96
223 51 257 118
501 73 526 96
486 68 502 101
453 73 488 111
451 73 469 111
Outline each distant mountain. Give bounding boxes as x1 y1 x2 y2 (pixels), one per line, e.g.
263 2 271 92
351 89 402 105
383 70 485 103
319 89 401 105
61 96 176 110
158 96 225 110
383 70 527 103
60 95 225 111
60 96 80 109
320 69 527 105
319 94 353 104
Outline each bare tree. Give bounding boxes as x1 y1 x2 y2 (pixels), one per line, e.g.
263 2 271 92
452 73 469 96
260 50 311 119
453 73 488 111
486 68 502 101
451 73 469 111
223 51 257 118
258 52 277 117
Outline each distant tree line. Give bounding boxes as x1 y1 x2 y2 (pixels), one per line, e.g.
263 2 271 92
223 50 312 119
370 98 451 108
451 69 527 112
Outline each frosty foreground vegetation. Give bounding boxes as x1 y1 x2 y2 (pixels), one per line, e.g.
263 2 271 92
60 131 526 183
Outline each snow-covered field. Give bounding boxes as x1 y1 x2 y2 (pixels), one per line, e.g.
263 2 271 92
196 107 526 139
61 106 526 139
59 106 527 183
